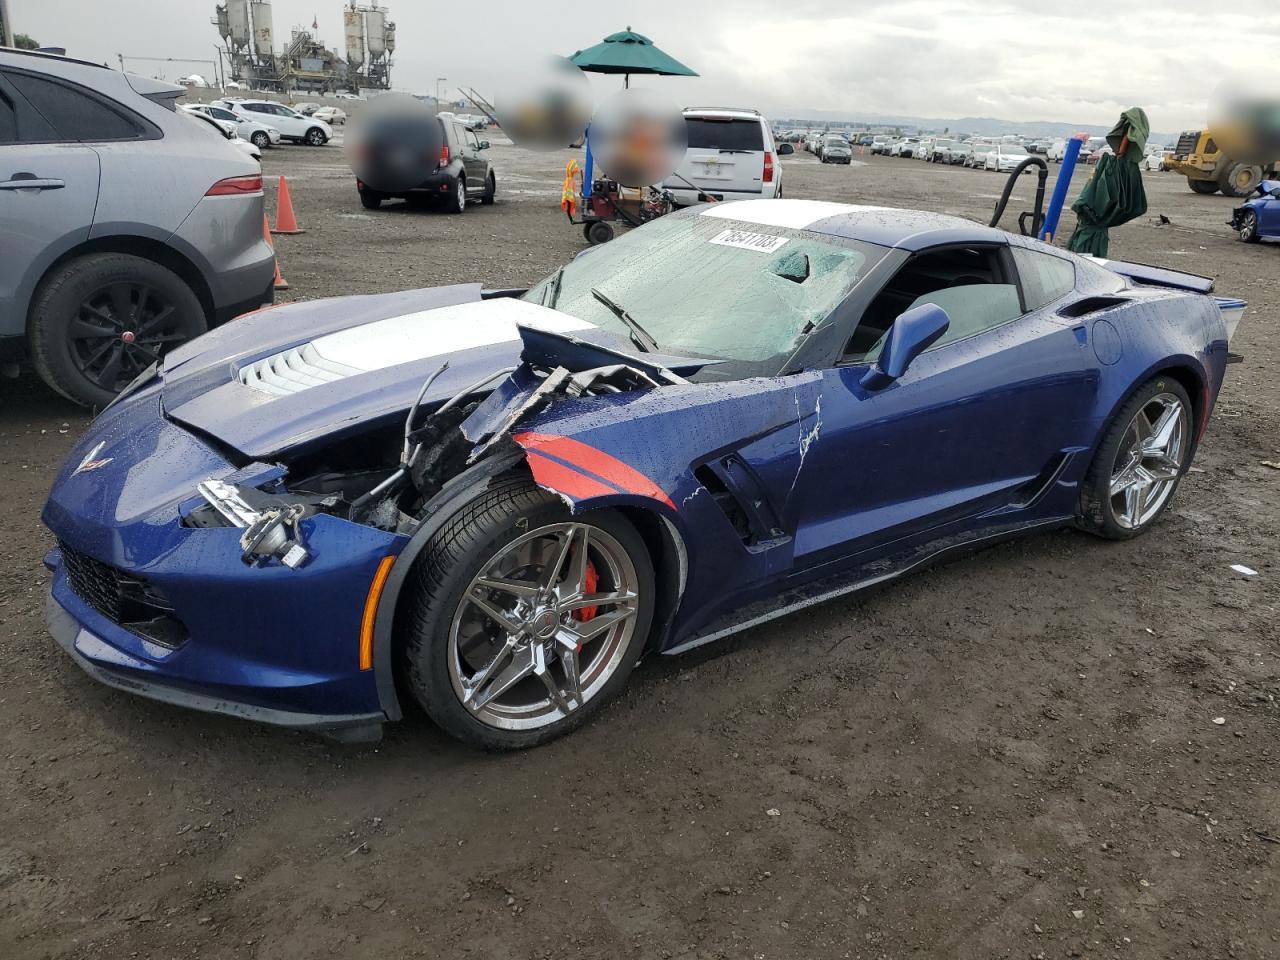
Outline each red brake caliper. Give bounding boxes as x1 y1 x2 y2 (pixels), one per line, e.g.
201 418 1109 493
573 562 599 632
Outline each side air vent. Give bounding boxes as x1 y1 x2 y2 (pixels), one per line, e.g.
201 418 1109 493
238 343 364 397
1058 296 1129 319
693 456 787 549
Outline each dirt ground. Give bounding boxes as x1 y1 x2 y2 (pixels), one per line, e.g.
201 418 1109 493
2 142 1277 960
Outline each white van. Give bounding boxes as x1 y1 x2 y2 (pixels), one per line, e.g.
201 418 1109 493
664 108 781 206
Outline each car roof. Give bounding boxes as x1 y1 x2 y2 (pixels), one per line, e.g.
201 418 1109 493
682 108 764 121
697 199 1007 251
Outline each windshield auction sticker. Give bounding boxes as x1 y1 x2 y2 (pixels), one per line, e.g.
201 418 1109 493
709 228 789 253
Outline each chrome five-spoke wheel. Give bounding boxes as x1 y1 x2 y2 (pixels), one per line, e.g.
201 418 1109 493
1108 392 1188 530
449 522 640 730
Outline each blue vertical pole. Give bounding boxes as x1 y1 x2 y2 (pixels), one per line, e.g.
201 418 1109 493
1040 135 1085 243
583 127 594 200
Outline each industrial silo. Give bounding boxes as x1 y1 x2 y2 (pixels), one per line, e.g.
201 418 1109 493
227 0 251 49
344 6 365 68
384 19 395 54
365 8 386 59
250 0 274 59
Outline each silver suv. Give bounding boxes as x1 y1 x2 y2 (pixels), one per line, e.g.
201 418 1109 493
0 49 276 406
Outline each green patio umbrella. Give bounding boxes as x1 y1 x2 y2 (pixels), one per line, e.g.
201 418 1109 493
1067 107 1150 257
569 27 698 88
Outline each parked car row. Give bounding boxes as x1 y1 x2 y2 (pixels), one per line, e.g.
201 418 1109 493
210 98 334 145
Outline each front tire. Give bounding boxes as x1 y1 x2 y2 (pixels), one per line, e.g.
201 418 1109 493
28 253 206 408
401 478 655 750
1238 210 1259 243
1079 377 1193 540
250 131 270 149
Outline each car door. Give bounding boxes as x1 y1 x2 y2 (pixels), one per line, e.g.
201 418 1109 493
459 124 487 191
787 242 1099 567
0 71 100 336
1258 191 1280 235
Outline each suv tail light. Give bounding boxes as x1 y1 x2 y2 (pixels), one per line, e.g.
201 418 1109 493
206 174 263 196
438 144 450 167
763 152 775 183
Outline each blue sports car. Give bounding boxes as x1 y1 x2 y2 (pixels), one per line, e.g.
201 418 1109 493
43 200 1246 749
1229 179 1280 243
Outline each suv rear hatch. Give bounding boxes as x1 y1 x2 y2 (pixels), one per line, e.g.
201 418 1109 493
669 114 768 197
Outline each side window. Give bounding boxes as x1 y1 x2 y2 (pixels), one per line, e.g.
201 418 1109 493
0 86 17 143
211 107 237 121
844 245 1022 361
7 72 145 141
465 129 480 150
1012 247 1076 310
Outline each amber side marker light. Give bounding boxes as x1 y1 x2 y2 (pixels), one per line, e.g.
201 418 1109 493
360 556 397 671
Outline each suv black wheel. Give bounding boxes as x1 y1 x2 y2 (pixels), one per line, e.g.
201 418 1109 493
481 170 496 205
360 191 383 210
29 253 206 408
304 127 327 146
401 477 654 750
250 131 270 149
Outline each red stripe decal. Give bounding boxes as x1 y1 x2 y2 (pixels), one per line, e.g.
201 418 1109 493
524 452 617 502
514 432 676 509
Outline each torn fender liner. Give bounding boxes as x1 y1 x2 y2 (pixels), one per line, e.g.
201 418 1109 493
513 432 677 510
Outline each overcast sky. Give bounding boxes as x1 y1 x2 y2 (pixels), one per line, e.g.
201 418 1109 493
10 0 1279 131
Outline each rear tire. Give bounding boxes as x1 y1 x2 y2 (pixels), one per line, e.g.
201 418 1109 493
359 192 382 210
400 477 654 750
1078 377 1193 541
28 253 206 408
481 170 496 205
1188 179 1219 195
304 127 327 146
446 176 467 214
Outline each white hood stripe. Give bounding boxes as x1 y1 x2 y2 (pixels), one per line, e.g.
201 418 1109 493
239 298 593 397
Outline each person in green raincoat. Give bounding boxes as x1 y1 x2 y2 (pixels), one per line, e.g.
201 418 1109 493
1068 108 1150 256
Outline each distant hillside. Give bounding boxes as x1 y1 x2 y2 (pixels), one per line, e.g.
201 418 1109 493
774 110 1177 145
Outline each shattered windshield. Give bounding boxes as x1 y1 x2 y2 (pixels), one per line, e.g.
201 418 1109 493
524 212 881 377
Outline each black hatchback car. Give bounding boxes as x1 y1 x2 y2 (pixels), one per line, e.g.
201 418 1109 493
356 113 495 213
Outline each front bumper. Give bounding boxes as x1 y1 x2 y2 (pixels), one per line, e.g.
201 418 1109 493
42 386 406 739
48 588 384 741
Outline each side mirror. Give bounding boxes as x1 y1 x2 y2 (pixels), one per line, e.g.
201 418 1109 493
860 304 950 390
777 143 795 155
477 140 490 151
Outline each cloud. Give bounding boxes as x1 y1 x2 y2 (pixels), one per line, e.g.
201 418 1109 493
14 0 1280 131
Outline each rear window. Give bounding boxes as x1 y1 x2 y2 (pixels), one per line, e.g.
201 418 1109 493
685 117 764 151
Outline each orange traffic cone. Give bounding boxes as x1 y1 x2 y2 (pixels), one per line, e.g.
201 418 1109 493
263 213 290 290
270 176 304 235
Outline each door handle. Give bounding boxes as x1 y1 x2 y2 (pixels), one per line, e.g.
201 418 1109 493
0 174 65 191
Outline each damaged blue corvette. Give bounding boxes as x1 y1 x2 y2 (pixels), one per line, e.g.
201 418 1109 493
43 199 1245 749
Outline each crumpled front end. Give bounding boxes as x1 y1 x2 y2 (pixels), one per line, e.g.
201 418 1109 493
42 382 404 739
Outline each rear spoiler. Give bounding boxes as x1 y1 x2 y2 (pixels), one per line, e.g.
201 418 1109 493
1083 255 1215 294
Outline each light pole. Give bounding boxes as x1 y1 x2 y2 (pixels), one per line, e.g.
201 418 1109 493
436 77 446 113
0 0 14 48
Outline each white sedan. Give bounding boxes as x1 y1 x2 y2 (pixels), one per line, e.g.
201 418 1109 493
313 106 347 125
985 144 1031 172
180 109 262 161
182 103 280 150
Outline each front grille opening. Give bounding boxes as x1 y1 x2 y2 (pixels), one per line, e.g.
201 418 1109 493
59 543 189 649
